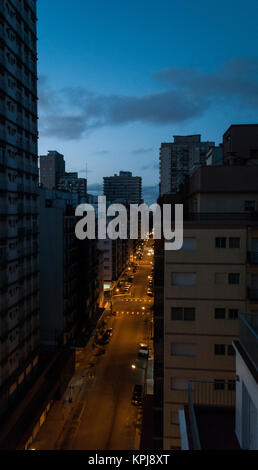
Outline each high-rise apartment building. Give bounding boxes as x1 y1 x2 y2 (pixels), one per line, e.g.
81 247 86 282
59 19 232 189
104 171 142 205
154 165 258 450
159 135 214 196
39 150 65 189
0 0 39 417
58 172 87 203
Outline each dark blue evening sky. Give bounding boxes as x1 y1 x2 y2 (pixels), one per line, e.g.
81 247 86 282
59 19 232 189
37 0 258 202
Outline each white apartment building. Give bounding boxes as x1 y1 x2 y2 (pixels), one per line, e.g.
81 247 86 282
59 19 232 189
0 0 39 417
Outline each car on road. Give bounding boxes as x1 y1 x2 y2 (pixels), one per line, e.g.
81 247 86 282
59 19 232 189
147 290 153 297
98 330 111 345
131 384 144 406
105 328 113 337
123 285 131 291
138 343 149 357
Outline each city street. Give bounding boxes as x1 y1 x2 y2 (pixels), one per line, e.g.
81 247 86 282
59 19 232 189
31 243 153 450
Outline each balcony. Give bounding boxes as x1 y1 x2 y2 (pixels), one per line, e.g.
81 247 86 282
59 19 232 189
238 312 258 370
184 380 238 450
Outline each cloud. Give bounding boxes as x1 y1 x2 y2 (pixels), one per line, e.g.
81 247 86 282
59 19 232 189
93 150 110 155
38 58 258 140
131 147 154 155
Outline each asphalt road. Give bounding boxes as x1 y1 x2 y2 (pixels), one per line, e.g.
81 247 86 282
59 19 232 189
31 244 153 450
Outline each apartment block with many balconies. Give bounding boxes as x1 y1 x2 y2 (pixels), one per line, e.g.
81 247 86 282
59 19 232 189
160 165 258 450
0 0 39 419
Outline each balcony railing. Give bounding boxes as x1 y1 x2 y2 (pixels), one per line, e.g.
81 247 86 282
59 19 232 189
239 312 258 370
188 380 236 450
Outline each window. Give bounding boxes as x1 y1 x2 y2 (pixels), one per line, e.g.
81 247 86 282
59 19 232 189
182 237 196 251
214 344 225 356
171 308 183 321
184 308 196 321
245 200 255 212
214 380 225 391
215 237 226 248
228 309 238 320
171 343 196 357
170 378 188 391
171 273 196 286
171 307 195 321
228 273 240 285
229 237 240 248
215 308 226 319
228 345 236 356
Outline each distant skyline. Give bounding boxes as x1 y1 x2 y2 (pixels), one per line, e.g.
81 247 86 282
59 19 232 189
37 0 258 203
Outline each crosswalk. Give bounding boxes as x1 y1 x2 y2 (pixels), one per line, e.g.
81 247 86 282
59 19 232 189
124 298 153 303
115 310 151 317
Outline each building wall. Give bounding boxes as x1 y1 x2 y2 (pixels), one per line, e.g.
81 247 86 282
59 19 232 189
104 173 142 205
40 151 65 189
195 193 258 213
223 125 258 165
159 136 214 197
163 227 245 449
39 204 63 347
0 0 39 417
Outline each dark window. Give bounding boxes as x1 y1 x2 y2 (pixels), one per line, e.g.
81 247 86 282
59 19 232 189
228 345 236 356
214 380 225 391
215 237 226 248
171 308 183 321
214 344 225 356
215 308 226 319
229 237 240 249
228 380 236 391
184 308 195 321
228 309 238 320
245 200 255 211
228 273 240 285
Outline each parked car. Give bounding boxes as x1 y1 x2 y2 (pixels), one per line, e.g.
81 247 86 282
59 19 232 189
98 335 109 345
138 343 149 358
105 328 113 337
131 384 144 406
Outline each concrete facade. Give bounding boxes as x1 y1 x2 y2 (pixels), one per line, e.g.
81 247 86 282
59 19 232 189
0 0 39 418
104 171 142 205
159 135 214 196
40 151 65 190
157 166 258 450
